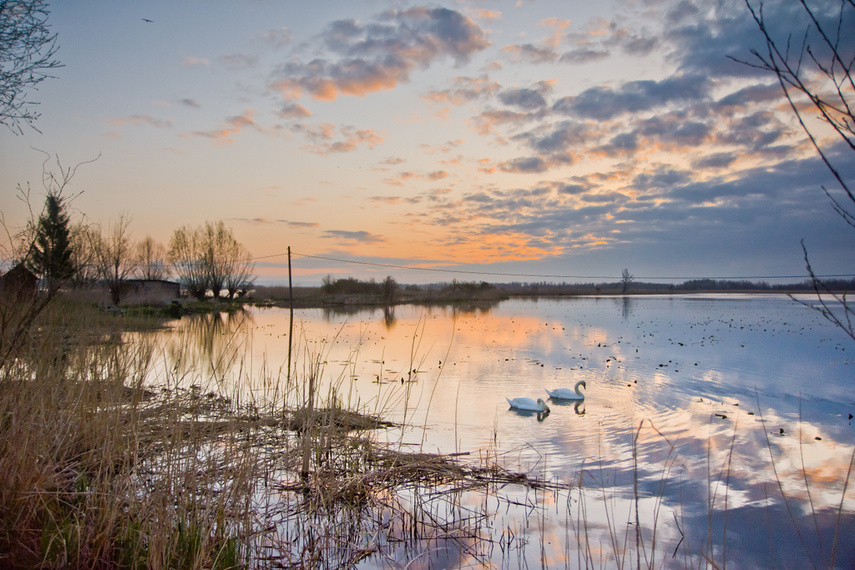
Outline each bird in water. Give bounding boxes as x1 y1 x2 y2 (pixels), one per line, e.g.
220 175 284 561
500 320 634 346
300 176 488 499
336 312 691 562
506 397 550 413
546 380 587 401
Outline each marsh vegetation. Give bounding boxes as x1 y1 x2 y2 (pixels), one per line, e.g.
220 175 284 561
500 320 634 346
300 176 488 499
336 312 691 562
3 291 852 568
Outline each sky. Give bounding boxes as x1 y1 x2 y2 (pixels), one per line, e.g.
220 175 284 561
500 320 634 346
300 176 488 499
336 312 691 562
1 0 854 286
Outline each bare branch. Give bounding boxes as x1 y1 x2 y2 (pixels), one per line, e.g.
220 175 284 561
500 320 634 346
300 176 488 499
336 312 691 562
0 0 62 133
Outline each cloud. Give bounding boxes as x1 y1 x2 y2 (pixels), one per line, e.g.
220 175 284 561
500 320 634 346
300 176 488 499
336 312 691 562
228 218 320 229
502 15 655 66
270 7 490 101
420 139 464 154
227 217 274 225
109 114 172 128
409 146 853 268
190 109 260 144
593 132 639 156
553 74 711 120
661 2 816 79
715 110 789 151
379 156 406 166
285 0 850 273
631 166 693 191
381 168 448 186
297 124 384 154
666 1 700 25
580 190 629 204
423 75 499 105
555 182 588 195
714 83 782 111
470 109 540 137
278 102 311 119
182 56 210 67
520 120 595 156
259 27 292 47
692 152 738 170
280 220 320 229
369 195 406 204
473 9 502 21
498 156 550 173
558 47 609 64
502 16 569 64
503 43 559 64
219 53 258 70
499 87 548 110
322 230 386 244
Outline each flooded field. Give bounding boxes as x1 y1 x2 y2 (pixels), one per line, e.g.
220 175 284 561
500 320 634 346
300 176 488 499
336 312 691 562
141 294 855 568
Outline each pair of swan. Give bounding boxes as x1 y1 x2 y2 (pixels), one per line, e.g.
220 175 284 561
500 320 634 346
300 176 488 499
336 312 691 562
507 381 587 413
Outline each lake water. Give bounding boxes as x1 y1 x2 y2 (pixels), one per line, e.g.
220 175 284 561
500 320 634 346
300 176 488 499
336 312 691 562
142 294 855 568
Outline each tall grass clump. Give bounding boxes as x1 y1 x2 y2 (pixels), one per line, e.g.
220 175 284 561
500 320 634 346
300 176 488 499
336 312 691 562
0 297 255 568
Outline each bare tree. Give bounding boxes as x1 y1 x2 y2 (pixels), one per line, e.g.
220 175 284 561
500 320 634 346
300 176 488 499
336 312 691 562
621 268 634 294
168 221 253 300
224 243 255 298
202 220 234 299
93 215 135 306
382 275 398 304
0 0 62 133
135 235 169 280
168 225 208 300
740 0 854 340
68 221 98 287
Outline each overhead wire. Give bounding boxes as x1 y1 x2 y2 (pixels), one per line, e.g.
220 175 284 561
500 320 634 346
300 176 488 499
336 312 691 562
249 250 855 282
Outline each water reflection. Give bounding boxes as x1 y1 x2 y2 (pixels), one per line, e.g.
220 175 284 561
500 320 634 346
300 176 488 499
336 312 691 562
621 294 634 320
164 309 253 383
319 299 503 329
548 398 586 415
141 295 855 567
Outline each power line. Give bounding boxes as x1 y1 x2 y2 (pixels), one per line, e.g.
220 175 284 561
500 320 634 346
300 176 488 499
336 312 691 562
250 250 855 282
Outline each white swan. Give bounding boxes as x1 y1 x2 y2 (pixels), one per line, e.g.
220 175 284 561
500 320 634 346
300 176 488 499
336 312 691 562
506 397 550 413
546 380 587 401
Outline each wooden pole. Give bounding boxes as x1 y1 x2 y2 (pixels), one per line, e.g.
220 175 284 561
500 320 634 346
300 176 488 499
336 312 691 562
287 247 293 385
289 247 314 481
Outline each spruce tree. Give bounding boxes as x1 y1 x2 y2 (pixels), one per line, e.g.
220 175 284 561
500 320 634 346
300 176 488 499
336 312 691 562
29 192 74 292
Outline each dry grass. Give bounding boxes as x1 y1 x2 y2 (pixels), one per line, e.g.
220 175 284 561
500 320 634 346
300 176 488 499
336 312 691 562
5 295 851 568
0 296 560 569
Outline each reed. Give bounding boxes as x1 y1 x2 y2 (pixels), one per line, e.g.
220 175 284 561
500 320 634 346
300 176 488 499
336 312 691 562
3 294 853 568
0 297 564 568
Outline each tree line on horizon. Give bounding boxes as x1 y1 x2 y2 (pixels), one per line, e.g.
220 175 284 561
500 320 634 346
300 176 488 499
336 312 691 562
493 278 855 294
6 183 255 305
285 275 855 296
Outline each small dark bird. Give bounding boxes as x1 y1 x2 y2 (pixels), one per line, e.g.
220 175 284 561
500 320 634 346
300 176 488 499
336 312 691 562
142 18 153 23
779 428 785 436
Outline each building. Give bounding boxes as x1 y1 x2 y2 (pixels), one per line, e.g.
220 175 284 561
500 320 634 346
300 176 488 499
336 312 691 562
0 264 38 302
122 279 181 304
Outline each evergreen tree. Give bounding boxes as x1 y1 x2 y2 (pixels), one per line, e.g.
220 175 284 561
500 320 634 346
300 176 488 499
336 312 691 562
29 192 74 292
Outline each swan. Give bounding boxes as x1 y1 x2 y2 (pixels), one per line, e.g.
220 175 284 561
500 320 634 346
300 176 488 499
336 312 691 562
506 397 550 413
546 380 587 401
